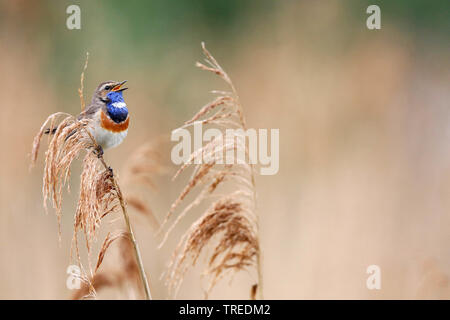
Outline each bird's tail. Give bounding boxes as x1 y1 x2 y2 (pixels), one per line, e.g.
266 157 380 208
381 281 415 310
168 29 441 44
44 127 57 135
44 126 77 142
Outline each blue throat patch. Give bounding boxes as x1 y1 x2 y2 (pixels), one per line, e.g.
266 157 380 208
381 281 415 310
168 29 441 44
106 91 128 123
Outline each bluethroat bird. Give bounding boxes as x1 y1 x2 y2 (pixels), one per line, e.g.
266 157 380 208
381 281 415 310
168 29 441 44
46 80 129 157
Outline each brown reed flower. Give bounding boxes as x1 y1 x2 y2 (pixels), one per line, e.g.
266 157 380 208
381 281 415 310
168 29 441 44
74 153 119 254
160 43 263 299
70 138 166 299
31 113 96 238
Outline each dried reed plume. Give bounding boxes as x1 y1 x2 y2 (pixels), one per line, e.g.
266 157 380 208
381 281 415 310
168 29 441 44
160 43 263 299
30 55 152 299
71 139 166 299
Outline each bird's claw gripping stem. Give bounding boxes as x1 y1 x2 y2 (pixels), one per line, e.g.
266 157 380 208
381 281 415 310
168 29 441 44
95 145 104 158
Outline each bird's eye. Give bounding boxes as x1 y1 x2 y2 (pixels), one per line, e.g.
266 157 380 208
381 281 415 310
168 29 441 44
104 85 111 90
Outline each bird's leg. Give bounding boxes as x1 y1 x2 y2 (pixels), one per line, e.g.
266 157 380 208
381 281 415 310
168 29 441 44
94 145 104 158
92 146 113 177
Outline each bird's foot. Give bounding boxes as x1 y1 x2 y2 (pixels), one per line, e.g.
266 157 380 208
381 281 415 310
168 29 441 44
95 145 104 158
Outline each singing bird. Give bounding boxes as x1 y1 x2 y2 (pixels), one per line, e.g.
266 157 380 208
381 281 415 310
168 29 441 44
46 80 129 156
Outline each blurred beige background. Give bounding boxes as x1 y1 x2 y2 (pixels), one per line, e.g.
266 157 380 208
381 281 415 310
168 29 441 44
0 0 449 299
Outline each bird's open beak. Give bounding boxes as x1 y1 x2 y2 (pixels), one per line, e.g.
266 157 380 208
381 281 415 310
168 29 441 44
112 80 128 92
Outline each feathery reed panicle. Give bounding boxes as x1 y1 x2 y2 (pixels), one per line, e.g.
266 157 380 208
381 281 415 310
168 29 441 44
161 43 262 299
31 113 95 237
95 231 128 273
73 153 119 255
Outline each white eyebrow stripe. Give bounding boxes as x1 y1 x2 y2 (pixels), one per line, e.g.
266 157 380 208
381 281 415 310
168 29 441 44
111 102 127 108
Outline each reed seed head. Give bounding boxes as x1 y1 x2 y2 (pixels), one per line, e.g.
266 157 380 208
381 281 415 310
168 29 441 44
161 43 261 298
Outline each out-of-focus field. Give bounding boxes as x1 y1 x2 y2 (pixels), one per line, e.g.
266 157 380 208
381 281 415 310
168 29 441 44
0 0 449 299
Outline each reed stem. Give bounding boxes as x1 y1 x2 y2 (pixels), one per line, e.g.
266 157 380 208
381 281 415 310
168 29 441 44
97 156 152 300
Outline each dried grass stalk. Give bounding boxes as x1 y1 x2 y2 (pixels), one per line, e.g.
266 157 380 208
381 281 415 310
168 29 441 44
161 43 263 299
78 52 89 111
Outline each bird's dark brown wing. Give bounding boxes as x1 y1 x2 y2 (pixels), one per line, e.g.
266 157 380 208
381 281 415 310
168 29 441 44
77 102 103 120
44 102 103 137
59 103 103 141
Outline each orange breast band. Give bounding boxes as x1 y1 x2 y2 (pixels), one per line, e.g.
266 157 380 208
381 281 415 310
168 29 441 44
100 110 129 132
